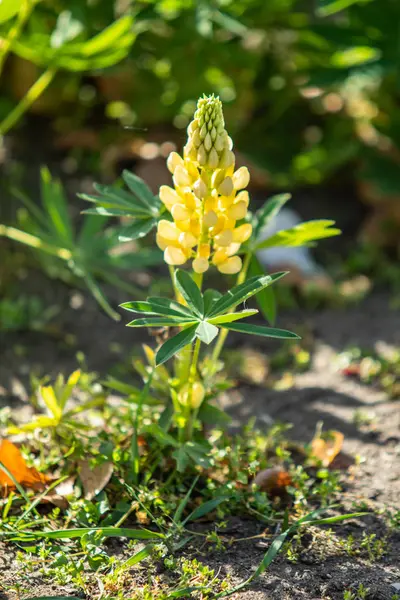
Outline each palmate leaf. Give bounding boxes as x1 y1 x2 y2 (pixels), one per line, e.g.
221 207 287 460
255 220 341 250
195 321 218 344
220 322 300 340
79 171 163 242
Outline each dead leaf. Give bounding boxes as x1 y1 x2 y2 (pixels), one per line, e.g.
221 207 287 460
253 467 292 496
0 439 50 492
41 476 76 509
310 431 344 467
78 459 113 500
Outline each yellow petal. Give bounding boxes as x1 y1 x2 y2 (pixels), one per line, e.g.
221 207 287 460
199 243 210 258
215 229 233 247
232 223 252 243
179 232 197 248
217 176 234 197
173 166 191 188
166 152 184 174
158 220 180 241
164 246 187 265
159 185 180 211
227 200 247 221
204 210 218 228
192 257 209 274
172 203 191 221
217 255 242 274
232 166 250 190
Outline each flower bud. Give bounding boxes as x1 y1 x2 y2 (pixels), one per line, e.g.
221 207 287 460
193 178 208 199
175 219 191 232
232 166 250 190
217 255 242 274
192 257 209 274
164 246 187 265
217 176 234 197
178 381 205 408
156 233 169 251
235 190 250 207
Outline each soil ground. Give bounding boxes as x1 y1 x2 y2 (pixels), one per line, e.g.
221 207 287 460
0 281 399 600
0 122 399 599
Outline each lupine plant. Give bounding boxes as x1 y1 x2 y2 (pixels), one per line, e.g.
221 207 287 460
83 95 340 463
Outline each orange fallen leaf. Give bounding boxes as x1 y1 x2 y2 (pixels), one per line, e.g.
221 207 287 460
0 439 50 492
310 431 344 467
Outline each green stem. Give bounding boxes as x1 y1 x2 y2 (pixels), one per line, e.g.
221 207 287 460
185 337 201 439
0 66 57 136
210 251 252 366
0 0 33 79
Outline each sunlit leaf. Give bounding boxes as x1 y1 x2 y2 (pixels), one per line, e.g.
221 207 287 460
208 309 258 325
0 440 50 492
175 270 204 317
248 255 276 325
195 321 218 344
256 220 341 250
155 325 197 366
220 322 300 339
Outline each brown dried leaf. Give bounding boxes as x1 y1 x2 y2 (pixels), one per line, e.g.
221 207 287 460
253 467 292 496
0 439 50 492
78 459 113 500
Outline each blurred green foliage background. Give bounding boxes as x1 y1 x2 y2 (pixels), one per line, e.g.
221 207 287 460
2 0 400 196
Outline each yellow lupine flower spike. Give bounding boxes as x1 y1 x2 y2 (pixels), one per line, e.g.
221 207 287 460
156 94 252 274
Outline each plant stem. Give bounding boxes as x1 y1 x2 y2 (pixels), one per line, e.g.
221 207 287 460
0 66 57 136
210 251 252 366
0 0 33 79
186 337 201 439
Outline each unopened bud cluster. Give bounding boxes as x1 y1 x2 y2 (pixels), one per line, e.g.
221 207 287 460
156 95 252 275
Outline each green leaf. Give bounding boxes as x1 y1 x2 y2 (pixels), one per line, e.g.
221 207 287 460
118 219 157 242
23 597 83 600
208 273 286 318
127 317 196 328
10 527 164 540
198 402 232 427
208 309 258 325
120 300 195 319
145 423 179 447
174 476 199 524
220 322 300 339
155 325 197 366
195 321 219 344
253 193 291 241
255 220 341 250
203 289 222 315
147 296 194 318
172 447 191 472
122 170 159 212
248 255 276 325
175 270 204 317
183 496 229 524
331 46 381 68
120 544 155 569
40 167 74 245
317 0 365 16
0 0 22 23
